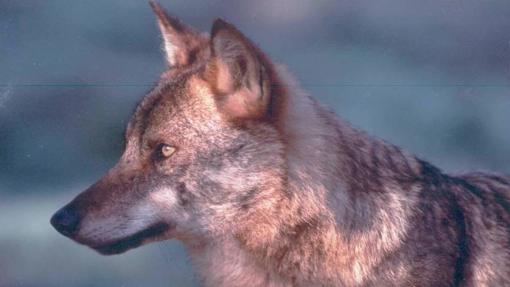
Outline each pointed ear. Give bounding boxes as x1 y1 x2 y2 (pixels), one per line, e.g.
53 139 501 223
207 19 272 120
149 1 203 67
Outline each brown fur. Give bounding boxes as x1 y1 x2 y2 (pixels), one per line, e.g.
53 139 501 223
51 2 510 286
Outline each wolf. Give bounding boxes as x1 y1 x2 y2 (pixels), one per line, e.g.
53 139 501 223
51 2 510 286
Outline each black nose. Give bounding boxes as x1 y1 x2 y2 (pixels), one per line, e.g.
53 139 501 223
50 206 80 237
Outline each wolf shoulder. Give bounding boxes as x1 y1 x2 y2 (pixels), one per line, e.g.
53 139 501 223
454 171 510 222
449 172 510 285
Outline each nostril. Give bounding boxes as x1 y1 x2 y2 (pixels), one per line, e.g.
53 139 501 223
50 206 80 237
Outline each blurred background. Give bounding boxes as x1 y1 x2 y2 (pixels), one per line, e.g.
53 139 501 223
1 1 509 286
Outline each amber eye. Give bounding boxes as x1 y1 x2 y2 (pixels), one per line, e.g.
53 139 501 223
160 144 176 158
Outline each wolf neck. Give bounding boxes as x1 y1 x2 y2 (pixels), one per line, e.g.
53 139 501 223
240 66 422 284
276 63 420 213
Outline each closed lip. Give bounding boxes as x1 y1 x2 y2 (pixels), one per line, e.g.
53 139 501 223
87 222 172 255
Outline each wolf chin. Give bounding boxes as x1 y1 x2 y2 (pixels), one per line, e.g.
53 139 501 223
51 2 510 286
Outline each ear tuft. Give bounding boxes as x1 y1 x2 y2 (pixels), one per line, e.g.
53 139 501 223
149 1 203 67
149 1 187 33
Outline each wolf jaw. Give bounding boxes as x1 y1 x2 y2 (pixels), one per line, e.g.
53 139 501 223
92 222 172 255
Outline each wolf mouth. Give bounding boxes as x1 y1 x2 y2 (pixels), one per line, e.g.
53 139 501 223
91 222 172 255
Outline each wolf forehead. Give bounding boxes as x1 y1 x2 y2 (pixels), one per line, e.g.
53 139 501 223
125 69 223 146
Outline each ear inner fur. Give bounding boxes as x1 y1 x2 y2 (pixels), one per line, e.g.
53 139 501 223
207 19 273 121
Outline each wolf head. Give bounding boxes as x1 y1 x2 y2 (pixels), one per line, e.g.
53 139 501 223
51 2 289 255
